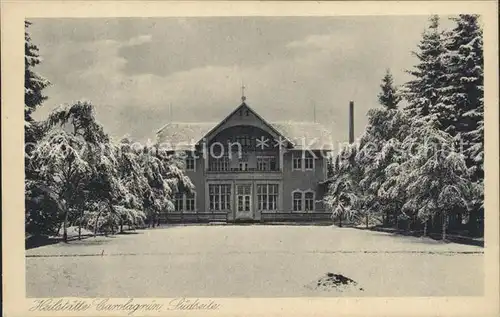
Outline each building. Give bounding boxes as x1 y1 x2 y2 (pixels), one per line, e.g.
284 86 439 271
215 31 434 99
156 98 337 223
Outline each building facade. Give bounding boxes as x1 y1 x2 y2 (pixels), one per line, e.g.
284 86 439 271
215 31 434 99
156 101 334 223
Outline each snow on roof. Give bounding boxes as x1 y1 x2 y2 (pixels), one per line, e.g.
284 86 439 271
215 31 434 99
156 121 334 151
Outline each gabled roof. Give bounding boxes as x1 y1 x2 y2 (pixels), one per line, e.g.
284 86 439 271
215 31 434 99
156 103 334 151
199 102 293 146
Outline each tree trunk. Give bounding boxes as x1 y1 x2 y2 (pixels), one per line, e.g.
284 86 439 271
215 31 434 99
365 214 369 228
338 215 342 227
120 221 124 233
62 210 69 243
94 212 102 237
423 220 428 236
442 212 447 241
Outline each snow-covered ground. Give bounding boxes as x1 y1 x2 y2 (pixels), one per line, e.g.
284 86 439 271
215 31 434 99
26 225 483 297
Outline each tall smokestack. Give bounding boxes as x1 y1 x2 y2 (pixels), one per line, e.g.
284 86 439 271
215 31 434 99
349 101 354 143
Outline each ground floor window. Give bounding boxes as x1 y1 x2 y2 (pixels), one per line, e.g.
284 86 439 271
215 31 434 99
257 184 278 211
174 192 196 212
304 191 315 211
293 191 302 211
185 192 196 212
209 184 231 211
174 193 183 212
292 190 315 212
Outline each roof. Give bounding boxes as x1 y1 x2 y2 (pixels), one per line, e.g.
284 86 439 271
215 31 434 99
156 120 334 151
200 102 294 148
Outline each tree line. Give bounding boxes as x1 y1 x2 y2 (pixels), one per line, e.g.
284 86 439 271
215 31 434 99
24 21 194 242
324 15 484 239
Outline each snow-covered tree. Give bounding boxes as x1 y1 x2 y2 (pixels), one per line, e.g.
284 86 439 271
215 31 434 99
394 123 472 239
404 15 447 124
377 69 402 110
439 14 484 235
30 101 112 241
25 20 50 143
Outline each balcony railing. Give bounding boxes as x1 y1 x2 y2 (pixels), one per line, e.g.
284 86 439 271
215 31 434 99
207 167 280 173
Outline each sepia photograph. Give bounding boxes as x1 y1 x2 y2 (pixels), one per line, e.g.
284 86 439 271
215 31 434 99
1 1 499 316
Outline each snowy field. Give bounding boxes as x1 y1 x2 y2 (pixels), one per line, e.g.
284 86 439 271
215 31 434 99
26 225 483 297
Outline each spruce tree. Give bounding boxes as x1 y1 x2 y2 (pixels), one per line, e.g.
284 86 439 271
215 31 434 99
440 15 483 175
377 69 401 110
404 15 447 124
439 15 484 235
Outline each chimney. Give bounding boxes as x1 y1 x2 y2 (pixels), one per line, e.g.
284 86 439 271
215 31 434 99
349 101 354 143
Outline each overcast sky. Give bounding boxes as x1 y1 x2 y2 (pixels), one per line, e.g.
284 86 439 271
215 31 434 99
29 16 455 143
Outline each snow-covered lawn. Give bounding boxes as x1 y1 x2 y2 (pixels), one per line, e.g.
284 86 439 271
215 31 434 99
26 225 483 297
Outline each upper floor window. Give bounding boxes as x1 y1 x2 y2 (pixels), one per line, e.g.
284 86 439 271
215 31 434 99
210 155 229 171
292 151 315 171
235 135 253 148
304 153 314 170
185 156 195 171
257 156 277 171
292 154 302 170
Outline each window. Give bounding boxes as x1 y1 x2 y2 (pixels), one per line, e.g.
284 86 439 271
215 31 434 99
174 193 183 212
304 191 315 211
210 156 229 171
235 135 252 148
209 184 231 211
304 152 315 170
293 152 315 171
238 154 249 171
173 192 196 212
292 153 302 170
257 156 277 171
185 156 195 171
293 191 303 211
257 184 278 211
185 193 196 212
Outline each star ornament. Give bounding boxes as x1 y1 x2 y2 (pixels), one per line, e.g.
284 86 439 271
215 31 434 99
256 136 269 149
273 136 287 149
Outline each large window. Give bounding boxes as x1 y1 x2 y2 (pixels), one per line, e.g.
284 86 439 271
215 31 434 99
257 184 278 211
209 184 231 211
257 156 277 171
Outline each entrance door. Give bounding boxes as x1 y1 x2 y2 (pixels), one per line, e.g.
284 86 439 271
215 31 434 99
235 184 252 220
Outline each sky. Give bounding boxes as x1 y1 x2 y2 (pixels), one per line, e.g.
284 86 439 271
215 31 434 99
29 16 455 144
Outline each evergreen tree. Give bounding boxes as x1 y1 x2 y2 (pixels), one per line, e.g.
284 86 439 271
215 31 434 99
439 14 484 235
377 69 401 110
25 20 50 143
404 15 447 124
440 15 483 173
